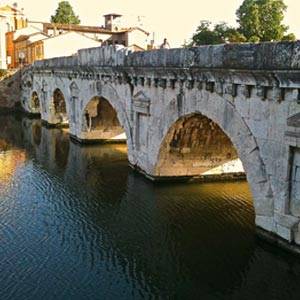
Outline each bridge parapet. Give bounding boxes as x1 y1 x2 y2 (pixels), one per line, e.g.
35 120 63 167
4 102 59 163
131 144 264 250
31 41 300 71
125 42 300 70
30 42 300 94
34 55 79 68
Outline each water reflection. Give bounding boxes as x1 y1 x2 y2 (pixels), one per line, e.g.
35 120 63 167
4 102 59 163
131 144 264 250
0 115 300 300
0 149 26 186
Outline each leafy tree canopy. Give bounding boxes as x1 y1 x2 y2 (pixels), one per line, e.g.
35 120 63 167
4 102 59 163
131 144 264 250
188 0 295 46
237 0 290 42
51 1 80 25
189 21 246 46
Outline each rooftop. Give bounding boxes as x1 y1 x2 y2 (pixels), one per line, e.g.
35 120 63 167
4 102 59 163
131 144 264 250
39 22 149 35
0 5 24 16
14 32 49 42
103 13 122 17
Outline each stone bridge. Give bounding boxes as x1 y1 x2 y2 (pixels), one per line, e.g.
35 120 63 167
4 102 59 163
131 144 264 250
21 42 300 251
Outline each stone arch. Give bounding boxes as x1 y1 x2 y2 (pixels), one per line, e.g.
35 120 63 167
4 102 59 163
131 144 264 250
53 88 67 114
30 91 41 114
155 112 243 178
82 96 125 140
150 91 274 220
52 88 69 125
76 83 134 160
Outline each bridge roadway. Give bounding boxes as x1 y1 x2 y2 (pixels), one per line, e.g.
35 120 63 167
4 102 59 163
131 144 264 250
21 42 300 252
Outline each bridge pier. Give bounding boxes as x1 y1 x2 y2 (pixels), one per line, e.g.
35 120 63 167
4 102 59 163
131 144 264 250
21 43 300 253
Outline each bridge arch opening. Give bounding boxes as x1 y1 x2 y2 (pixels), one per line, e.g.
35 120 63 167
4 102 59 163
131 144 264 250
53 88 68 125
82 96 126 141
155 113 244 179
30 91 40 114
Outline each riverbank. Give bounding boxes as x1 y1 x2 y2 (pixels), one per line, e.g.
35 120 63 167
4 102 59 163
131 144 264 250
0 69 22 113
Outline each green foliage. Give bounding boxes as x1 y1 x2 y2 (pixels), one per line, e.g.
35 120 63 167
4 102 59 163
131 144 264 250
190 21 246 46
51 1 80 24
236 0 261 40
248 35 260 43
190 21 221 46
282 33 296 41
188 0 295 46
226 30 247 43
214 23 247 43
237 0 290 42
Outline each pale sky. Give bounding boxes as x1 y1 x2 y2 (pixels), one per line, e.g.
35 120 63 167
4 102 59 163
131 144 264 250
3 0 300 47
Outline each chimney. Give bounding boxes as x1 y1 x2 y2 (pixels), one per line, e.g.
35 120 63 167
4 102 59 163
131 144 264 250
104 13 122 31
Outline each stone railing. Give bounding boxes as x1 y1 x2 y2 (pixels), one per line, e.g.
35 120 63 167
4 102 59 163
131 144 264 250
33 55 79 68
31 41 300 71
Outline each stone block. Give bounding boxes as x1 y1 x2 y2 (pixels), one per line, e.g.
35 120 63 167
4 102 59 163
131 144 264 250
274 212 300 242
256 215 275 232
274 212 299 229
276 224 294 242
254 195 274 217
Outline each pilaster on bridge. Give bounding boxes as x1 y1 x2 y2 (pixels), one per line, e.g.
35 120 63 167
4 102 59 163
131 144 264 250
21 42 300 252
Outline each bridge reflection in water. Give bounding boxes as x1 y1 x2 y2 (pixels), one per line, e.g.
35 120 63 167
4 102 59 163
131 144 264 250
1 115 300 299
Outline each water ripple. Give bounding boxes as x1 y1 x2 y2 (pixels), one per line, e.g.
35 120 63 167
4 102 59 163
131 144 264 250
1 116 300 299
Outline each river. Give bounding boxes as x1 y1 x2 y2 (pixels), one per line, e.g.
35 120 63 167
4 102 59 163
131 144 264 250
1 114 300 300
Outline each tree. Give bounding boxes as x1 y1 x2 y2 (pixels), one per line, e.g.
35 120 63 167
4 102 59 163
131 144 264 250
187 0 295 46
189 21 221 46
189 21 246 46
237 0 291 42
214 23 246 43
226 30 247 43
51 1 80 24
282 33 296 41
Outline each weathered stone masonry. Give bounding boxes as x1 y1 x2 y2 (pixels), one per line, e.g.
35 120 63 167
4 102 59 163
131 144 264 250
21 42 300 250
0 70 22 112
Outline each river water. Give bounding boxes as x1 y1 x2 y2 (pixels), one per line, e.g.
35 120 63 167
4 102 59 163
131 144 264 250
1 114 300 300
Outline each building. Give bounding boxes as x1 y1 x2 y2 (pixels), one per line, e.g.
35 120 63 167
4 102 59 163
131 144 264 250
34 13 150 49
6 12 150 69
6 24 45 68
0 4 27 69
13 31 101 68
13 32 49 67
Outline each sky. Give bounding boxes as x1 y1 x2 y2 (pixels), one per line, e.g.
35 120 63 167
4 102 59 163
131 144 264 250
3 0 300 47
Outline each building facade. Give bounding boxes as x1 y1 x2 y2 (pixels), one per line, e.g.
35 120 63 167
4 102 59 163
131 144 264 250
0 4 27 69
6 12 150 69
13 31 101 68
39 13 150 49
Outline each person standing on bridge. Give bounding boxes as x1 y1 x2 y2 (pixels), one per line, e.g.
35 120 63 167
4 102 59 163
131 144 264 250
160 38 170 49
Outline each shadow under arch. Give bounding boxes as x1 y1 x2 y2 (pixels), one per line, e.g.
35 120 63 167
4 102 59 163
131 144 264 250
30 91 41 114
152 95 274 221
52 88 68 126
82 96 126 142
74 83 135 164
155 112 245 179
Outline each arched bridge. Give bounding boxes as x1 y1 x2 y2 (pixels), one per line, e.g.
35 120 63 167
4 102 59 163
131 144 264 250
21 43 300 251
